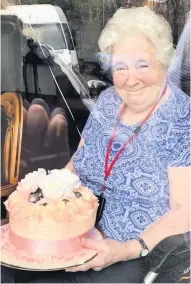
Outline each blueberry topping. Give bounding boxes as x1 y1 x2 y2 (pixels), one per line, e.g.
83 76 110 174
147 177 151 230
35 187 44 198
28 193 40 203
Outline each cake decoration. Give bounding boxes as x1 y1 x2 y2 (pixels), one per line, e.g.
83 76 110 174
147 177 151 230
28 188 44 203
20 168 82 203
17 168 47 193
38 169 81 201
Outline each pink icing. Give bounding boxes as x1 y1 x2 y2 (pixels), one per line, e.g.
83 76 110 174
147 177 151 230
5 185 98 246
5 188 98 222
1 224 102 269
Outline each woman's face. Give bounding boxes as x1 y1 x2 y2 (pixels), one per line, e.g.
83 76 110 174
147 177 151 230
112 36 166 113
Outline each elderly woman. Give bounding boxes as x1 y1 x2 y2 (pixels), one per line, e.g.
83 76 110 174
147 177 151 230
63 6 190 282
1 6 190 284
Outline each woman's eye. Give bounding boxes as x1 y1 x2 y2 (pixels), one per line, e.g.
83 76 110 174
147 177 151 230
137 63 149 69
117 67 126 71
113 66 126 72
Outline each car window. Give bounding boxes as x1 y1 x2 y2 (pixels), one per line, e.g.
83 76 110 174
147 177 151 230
61 23 74 50
24 23 67 50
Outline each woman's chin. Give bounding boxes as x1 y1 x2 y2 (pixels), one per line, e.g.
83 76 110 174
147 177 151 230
121 92 158 113
123 96 147 106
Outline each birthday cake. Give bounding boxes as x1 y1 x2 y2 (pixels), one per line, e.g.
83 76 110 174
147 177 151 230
4 169 99 256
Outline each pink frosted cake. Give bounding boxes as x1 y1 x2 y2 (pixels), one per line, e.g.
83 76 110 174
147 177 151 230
5 169 99 256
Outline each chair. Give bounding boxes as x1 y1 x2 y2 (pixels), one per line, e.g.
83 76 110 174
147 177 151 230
1 92 23 197
1 13 24 200
144 232 190 283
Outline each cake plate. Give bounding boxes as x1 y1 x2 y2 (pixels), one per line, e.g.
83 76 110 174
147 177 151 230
1 224 102 271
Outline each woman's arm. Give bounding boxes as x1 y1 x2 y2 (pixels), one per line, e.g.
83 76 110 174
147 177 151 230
121 166 190 260
65 138 84 174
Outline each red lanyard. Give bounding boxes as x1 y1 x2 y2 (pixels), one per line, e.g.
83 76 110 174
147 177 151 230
101 85 167 193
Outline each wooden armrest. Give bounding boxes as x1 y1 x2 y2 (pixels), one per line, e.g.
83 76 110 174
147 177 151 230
1 184 17 197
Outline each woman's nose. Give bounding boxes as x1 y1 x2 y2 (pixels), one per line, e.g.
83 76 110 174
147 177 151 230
126 69 139 87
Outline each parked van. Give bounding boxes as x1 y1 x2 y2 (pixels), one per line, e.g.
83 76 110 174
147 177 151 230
6 4 79 68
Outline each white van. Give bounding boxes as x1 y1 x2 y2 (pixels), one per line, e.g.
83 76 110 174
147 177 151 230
6 4 79 68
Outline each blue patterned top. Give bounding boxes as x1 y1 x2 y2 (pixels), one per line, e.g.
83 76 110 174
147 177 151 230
73 87 190 242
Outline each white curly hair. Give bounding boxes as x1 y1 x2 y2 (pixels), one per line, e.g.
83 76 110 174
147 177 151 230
98 7 174 70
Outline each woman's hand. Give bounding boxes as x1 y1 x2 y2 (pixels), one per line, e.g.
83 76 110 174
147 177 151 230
65 237 140 272
65 238 123 272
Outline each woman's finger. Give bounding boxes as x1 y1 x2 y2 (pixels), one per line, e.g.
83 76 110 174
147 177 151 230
65 262 91 272
65 253 105 272
93 262 111 271
81 238 106 251
65 257 100 272
93 266 104 271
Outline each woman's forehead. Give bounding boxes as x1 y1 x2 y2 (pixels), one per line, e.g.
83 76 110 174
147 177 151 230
112 52 151 64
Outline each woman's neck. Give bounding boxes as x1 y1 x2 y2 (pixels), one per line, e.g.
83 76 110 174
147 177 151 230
122 108 149 125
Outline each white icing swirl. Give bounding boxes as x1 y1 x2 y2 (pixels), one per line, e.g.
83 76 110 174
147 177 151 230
38 169 81 201
17 168 81 201
18 168 46 193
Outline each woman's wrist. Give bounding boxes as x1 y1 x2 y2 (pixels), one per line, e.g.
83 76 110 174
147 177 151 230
119 239 141 261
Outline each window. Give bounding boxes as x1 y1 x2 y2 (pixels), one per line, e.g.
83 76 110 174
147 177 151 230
61 23 74 50
26 23 68 50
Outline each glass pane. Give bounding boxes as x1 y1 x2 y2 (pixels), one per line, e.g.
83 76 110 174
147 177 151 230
1 9 100 186
20 42 93 178
62 23 74 50
25 23 67 50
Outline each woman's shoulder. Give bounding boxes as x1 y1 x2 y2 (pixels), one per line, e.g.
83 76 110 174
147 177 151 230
172 89 190 122
173 88 190 105
165 88 190 146
89 86 121 123
96 86 121 106
163 88 190 126
166 90 190 167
